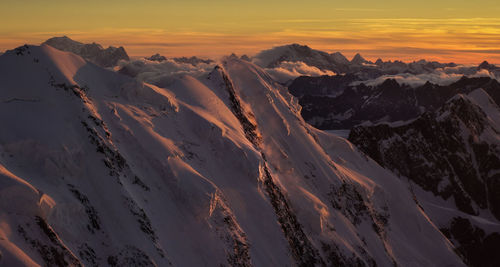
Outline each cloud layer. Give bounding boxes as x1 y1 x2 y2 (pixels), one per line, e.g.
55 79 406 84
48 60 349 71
265 61 336 83
352 68 500 87
118 57 216 86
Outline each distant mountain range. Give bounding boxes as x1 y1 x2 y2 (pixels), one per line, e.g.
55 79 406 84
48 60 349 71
252 43 459 79
43 36 129 68
291 76 500 129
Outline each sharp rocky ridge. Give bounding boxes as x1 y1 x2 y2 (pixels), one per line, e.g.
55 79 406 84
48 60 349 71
0 44 465 266
349 89 500 266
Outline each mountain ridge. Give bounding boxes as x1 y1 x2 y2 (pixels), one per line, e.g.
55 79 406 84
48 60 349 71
42 36 129 68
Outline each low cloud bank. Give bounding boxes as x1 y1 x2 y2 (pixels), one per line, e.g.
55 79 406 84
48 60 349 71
118 57 335 86
351 68 500 87
118 57 216 85
265 61 336 83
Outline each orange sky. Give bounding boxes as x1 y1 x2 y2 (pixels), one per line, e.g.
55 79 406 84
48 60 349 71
1 1 500 64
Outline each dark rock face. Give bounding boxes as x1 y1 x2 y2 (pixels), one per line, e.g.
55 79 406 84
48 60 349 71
292 76 500 130
288 74 359 97
43 36 129 67
441 217 500 267
349 93 500 219
348 92 500 267
295 78 421 129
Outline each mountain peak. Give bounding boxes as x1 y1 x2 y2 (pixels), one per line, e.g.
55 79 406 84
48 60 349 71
42 36 129 67
330 51 349 64
478 60 497 70
351 53 367 64
253 44 345 72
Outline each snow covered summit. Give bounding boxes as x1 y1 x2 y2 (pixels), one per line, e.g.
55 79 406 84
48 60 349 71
43 36 129 67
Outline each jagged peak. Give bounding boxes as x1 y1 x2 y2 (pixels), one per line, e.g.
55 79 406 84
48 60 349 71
146 53 167 62
478 60 497 70
379 78 401 87
351 53 367 64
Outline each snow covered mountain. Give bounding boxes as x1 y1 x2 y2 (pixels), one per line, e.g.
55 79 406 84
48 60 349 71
349 89 500 266
252 44 351 73
43 36 129 68
0 44 465 266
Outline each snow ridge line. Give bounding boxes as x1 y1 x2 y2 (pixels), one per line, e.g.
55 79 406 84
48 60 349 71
215 65 324 266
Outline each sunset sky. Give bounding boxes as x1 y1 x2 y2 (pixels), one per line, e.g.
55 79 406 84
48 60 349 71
1 0 500 63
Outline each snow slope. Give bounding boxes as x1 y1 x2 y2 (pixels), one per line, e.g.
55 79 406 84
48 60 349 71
0 45 464 266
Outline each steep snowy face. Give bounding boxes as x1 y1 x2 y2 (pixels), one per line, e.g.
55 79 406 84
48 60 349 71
43 36 130 67
0 45 464 266
349 90 500 266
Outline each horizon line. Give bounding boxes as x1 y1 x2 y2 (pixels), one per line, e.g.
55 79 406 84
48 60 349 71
1 36 500 65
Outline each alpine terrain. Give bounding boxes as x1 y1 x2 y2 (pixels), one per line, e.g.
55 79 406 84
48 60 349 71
0 43 466 266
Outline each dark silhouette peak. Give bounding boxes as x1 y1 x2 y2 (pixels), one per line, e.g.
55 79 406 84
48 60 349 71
478 60 497 70
146 53 167 62
330 51 349 64
288 43 310 49
351 53 367 64
380 78 400 87
240 54 251 61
